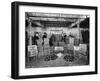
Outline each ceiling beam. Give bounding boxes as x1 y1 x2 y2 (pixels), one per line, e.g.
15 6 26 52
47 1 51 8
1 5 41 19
26 12 88 18
29 17 77 22
69 18 86 28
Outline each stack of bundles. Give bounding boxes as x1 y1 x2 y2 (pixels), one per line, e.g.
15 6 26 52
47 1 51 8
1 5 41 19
58 41 65 46
69 37 74 45
55 34 62 42
64 38 73 62
67 44 74 55
64 36 69 45
37 39 43 56
53 34 63 46
63 45 68 54
54 46 64 54
43 44 50 56
79 44 87 56
74 38 80 46
44 46 57 61
74 38 80 57
73 45 80 61
74 50 80 61
36 38 43 46
37 45 43 56
53 41 58 46
43 38 50 56
67 50 74 55
44 38 49 45
50 46 55 55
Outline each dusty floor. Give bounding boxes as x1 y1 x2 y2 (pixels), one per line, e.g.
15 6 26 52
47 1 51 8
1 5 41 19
26 52 89 68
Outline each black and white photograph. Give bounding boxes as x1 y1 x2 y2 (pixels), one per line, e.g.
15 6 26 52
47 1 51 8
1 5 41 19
11 1 97 79
25 12 89 68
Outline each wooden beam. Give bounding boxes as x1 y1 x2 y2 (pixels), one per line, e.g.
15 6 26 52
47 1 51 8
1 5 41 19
27 12 87 18
28 19 32 45
69 18 85 28
29 17 76 22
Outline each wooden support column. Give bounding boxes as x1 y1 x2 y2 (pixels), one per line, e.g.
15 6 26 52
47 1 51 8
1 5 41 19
28 18 32 45
77 20 82 43
77 22 80 39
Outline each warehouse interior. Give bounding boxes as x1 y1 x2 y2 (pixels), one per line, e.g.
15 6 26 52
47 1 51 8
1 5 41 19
25 12 89 68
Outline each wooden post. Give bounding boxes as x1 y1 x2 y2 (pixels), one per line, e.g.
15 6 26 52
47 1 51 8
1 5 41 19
77 21 80 39
29 18 32 45
77 20 82 43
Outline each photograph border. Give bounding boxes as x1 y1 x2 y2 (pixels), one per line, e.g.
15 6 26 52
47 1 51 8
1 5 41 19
11 1 98 79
